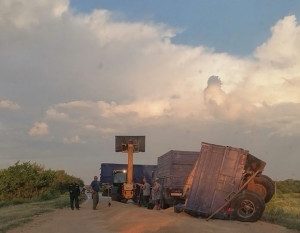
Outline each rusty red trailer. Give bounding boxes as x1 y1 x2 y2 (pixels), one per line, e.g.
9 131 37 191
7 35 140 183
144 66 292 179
181 142 273 222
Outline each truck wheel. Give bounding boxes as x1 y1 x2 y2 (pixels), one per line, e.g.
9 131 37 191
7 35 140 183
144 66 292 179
160 198 166 209
231 190 265 222
102 190 108 196
111 194 119 201
255 174 275 203
120 198 128 203
132 195 137 203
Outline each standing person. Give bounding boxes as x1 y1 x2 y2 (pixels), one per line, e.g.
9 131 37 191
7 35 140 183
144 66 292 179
139 177 151 207
90 176 100 210
152 178 161 210
69 179 80 210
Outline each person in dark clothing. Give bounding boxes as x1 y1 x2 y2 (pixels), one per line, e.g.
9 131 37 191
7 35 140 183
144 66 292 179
69 179 80 210
90 176 100 210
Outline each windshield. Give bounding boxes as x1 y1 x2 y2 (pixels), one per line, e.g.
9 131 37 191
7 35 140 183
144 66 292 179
113 172 126 184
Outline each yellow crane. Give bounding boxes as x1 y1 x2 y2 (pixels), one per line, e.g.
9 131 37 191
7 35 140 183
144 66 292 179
115 136 145 200
122 142 134 199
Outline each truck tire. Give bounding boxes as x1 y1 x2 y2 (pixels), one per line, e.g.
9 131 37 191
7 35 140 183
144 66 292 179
102 189 108 196
231 190 265 222
160 198 166 209
253 175 275 203
111 193 119 201
111 186 120 201
120 198 128 203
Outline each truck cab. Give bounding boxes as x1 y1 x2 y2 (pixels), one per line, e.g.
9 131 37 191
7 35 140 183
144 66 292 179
111 169 127 202
100 163 157 203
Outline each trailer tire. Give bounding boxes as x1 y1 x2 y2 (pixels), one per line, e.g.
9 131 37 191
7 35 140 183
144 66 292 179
255 175 275 203
174 204 185 213
231 190 265 222
184 209 199 217
246 181 267 202
257 174 274 185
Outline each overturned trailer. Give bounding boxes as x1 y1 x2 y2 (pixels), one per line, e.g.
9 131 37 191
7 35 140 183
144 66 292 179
178 142 274 222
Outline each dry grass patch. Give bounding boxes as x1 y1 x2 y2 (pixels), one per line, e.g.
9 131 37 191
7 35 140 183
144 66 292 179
0 195 69 233
262 193 300 231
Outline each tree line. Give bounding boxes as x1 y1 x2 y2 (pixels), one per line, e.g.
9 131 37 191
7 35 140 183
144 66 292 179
276 179 300 194
0 161 83 202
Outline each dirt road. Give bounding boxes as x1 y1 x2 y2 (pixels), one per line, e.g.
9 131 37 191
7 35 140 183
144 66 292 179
7 194 298 233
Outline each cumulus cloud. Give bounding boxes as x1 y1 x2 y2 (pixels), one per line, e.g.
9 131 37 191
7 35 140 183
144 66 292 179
0 0 69 28
43 99 172 139
56 101 94 109
36 11 300 136
85 124 97 130
0 100 20 110
28 122 49 136
97 100 171 118
46 108 69 120
63 135 83 144
47 99 171 123
244 15 300 105
204 76 226 105
203 75 256 121
254 15 300 67
1 0 300 181
83 124 117 135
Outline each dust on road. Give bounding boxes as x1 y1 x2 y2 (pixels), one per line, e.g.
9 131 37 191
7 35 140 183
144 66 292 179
7 194 299 233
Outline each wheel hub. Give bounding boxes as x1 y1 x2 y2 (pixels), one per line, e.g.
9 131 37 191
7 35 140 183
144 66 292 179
239 200 255 217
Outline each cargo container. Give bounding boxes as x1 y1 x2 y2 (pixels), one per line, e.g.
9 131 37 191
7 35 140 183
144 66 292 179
156 150 200 208
179 142 274 222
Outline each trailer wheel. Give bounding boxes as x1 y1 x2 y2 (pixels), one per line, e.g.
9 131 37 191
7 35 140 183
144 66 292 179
231 190 265 222
174 204 185 213
246 181 267 201
184 209 199 217
255 175 275 203
257 174 274 185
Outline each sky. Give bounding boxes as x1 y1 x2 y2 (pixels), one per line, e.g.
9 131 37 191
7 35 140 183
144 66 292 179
1 0 300 184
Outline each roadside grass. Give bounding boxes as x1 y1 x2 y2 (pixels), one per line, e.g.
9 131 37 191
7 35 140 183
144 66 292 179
262 193 300 231
0 194 70 233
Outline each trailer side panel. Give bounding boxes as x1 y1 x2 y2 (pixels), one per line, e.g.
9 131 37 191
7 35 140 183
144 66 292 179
185 143 247 217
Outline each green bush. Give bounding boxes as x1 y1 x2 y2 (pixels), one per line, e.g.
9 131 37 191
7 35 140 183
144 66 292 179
0 201 8 208
0 161 84 203
276 179 300 194
40 190 60 201
11 199 27 205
